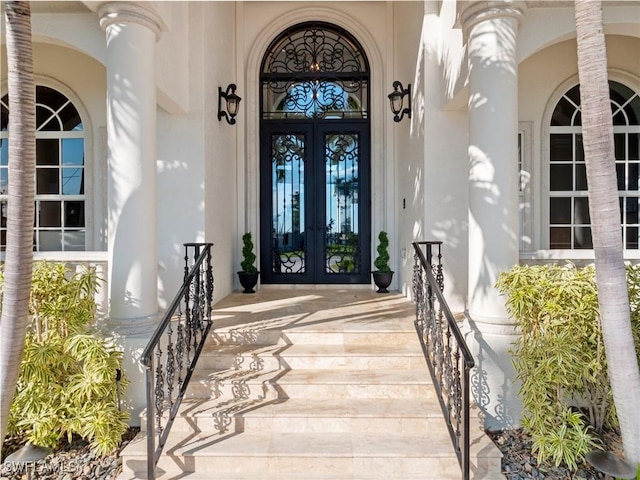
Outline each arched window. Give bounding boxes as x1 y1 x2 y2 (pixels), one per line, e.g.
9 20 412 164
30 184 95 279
0 86 86 251
548 81 640 249
260 22 369 120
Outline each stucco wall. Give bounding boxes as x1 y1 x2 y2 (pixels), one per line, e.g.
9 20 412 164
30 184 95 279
202 1 239 301
150 1 240 304
394 1 427 297
422 2 469 311
392 1 470 311
155 2 190 114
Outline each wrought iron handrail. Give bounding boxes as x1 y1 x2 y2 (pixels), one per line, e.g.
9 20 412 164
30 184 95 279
141 242 214 480
412 241 475 480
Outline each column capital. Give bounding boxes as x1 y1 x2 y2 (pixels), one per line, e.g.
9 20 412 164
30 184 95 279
98 2 164 41
459 1 526 36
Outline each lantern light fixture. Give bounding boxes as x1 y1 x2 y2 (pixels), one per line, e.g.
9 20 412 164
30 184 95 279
388 81 411 123
218 84 242 125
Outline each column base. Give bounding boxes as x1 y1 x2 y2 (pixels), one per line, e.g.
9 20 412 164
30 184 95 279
104 311 163 426
464 312 523 431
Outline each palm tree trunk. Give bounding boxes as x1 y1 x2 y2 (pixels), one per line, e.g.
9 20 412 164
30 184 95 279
575 0 640 465
0 1 35 443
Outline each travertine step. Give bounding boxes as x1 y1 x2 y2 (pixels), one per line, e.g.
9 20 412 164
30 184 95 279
185 367 436 400
209 328 419 347
119 422 502 479
141 397 444 434
119 430 467 479
118 289 502 480
197 342 426 370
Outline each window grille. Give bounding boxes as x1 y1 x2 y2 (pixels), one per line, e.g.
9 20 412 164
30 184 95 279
1 86 86 251
548 81 640 249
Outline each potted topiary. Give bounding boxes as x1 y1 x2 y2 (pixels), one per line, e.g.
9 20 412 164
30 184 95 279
372 231 394 293
238 232 259 293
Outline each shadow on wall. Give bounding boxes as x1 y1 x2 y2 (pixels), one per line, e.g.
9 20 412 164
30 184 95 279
466 18 519 309
405 7 470 306
156 155 206 310
468 320 520 430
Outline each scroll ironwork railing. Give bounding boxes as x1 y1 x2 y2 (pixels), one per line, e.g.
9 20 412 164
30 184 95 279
412 241 475 480
141 243 214 480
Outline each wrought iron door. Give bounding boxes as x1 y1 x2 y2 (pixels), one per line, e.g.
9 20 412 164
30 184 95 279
260 123 370 283
259 22 371 284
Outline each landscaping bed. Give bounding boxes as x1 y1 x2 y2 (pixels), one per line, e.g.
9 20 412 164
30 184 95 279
0 428 138 480
489 427 624 479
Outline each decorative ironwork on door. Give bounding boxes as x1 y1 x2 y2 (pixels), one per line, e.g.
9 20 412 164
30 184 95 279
260 22 371 284
270 133 307 274
324 132 361 275
261 22 369 120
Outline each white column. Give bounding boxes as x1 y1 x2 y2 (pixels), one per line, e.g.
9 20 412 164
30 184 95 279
99 2 163 421
461 0 524 430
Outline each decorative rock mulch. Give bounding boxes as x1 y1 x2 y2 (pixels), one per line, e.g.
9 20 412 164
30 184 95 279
488 428 625 480
0 428 139 480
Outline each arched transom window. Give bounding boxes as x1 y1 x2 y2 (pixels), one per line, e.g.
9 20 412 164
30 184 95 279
260 22 370 120
548 80 640 249
1 86 86 251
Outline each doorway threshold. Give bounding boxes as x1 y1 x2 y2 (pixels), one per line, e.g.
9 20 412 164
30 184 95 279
259 284 375 291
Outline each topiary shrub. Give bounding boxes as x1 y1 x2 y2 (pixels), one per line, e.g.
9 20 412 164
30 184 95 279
240 232 258 273
1 262 129 455
496 263 640 471
373 231 391 272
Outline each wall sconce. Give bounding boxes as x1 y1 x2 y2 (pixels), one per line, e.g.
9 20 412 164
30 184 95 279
388 81 411 123
218 84 242 125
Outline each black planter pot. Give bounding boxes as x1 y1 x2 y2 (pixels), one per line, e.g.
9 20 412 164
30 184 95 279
238 271 259 294
372 271 394 293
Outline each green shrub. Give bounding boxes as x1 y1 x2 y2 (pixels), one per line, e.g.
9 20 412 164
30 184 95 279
335 257 355 272
626 265 640 368
373 231 391 272
1 262 129 455
496 263 640 470
240 232 258 273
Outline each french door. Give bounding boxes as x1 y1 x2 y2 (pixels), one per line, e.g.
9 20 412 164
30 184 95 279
260 121 370 284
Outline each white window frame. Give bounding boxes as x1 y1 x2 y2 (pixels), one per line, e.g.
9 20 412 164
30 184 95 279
531 70 640 262
0 79 92 252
